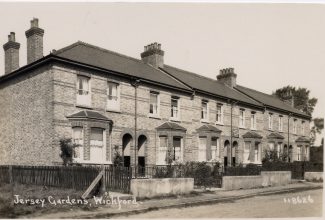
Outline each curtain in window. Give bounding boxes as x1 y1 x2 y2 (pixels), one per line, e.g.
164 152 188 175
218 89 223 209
108 82 118 100
198 137 207 161
150 93 158 114
73 127 83 159
244 142 250 163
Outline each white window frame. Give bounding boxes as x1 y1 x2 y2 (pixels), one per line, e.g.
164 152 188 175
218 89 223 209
216 103 224 124
268 113 273 130
106 81 120 112
254 143 261 163
198 137 207 162
76 75 91 107
250 112 257 130
170 97 180 121
297 146 301 161
173 137 183 162
157 136 168 165
279 116 283 132
89 128 106 164
239 109 245 128
72 127 84 163
301 121 305 136
211 137 220 161
243 142 251 164
149 92 160 117
201 101 209 122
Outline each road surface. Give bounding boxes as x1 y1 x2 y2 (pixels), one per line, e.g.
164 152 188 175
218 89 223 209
118 188 323 218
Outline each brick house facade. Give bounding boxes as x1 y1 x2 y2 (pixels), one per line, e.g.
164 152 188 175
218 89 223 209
0 19 311 167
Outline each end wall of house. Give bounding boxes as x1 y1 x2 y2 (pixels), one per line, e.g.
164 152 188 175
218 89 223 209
0 65 54 165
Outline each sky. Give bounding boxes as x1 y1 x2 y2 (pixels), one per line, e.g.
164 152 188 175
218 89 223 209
0 2 324 144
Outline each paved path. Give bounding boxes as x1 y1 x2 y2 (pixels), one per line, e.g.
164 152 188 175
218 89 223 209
31 181 323 219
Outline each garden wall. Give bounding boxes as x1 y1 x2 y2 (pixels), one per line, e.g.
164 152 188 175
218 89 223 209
222 176 263 190
222 171 292 190
261 171 291 187
130 178 194 198
304 172 323 182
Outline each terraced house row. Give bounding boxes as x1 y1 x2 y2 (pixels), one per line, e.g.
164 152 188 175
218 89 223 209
0 19 311 167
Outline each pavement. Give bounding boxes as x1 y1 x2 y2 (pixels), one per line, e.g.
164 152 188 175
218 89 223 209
31 181 323 219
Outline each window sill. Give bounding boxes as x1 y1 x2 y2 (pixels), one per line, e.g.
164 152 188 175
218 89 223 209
106 108 121 113
149 114 161 120
169 117 181 122
215 122 224 126
239 126 246 129
76 104 93 109
250 128 257 131
201 119 210 124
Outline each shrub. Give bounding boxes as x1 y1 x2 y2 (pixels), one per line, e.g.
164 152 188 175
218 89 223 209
59 138 79 166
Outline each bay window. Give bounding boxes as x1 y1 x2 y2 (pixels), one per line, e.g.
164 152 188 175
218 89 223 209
198 137 207 161
158 136 168 165
90 128 106 163
244 142 251 163
72 127 83 160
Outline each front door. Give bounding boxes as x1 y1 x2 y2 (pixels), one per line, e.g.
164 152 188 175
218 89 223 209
138 157 145 176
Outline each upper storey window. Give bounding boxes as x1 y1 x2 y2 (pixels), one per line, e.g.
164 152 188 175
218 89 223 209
76 75 91 106
279 115 283 132
293 119 297 134
170 96 180 120
201 100 209 122
250 112 257 130
239 109 245 128
107 82 120 111
216 103 223 124
149 91 160 117
268 113 273 130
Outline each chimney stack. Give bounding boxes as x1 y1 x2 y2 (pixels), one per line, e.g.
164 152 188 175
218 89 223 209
217 68 237 88
3 32 20 74
141 42 164 68
25 18 44 64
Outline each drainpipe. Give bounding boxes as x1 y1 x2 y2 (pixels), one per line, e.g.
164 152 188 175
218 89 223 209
132 79 141 178
287 113 292 162
230 100 238 167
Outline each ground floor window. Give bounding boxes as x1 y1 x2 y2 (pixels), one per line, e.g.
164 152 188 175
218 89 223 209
297 146 302 161
90 128 106 163
198 137 207 161
254 143 260 163
173 137 183 162
211 137 220 161
72 127 84 160
244 142 251 163
158 136 168 164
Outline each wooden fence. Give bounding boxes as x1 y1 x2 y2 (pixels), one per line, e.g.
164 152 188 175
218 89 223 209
0 165 132 193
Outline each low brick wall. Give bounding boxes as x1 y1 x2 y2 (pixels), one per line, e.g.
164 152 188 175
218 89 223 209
222 176 263 190
130 178 194 198
222 171 292 190
261 171 292 187
305 172 323 181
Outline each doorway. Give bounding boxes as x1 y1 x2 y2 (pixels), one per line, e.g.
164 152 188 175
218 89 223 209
122 134 132 168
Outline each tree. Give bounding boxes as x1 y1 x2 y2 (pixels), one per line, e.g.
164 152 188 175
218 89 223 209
311 117 324 145
273 86 317 116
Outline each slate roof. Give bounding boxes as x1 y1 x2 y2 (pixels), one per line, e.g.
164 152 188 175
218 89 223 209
235 85 310 118
295 136 310 143
53 42 191 91
67 110 112 122
196 125 222 133
242 131 263 139
156 122 187 131
267 132 285 140
162 65 262 107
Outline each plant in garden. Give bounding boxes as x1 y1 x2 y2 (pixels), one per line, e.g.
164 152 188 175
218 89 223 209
59 138 79 166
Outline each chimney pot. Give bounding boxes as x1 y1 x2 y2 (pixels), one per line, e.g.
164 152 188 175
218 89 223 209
31 18 39 28
217 67 237 88
140 42 164 69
